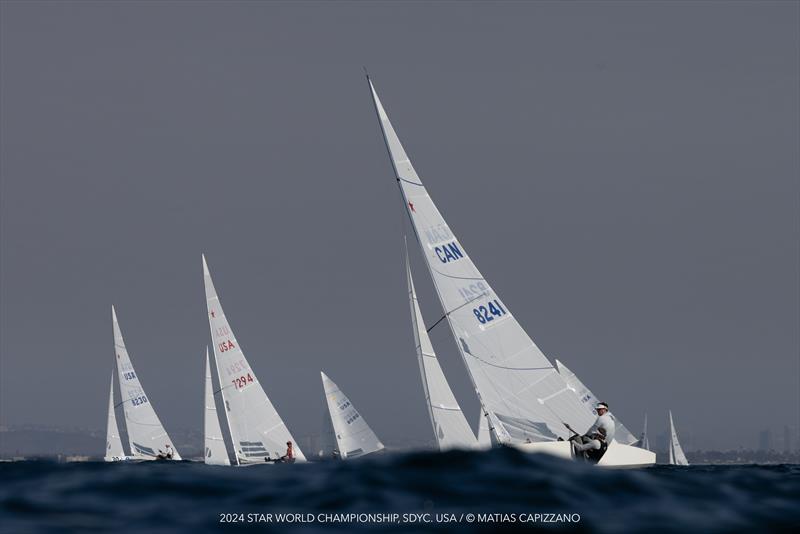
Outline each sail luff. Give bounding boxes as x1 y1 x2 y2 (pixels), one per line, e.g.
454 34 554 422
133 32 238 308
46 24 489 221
204 348 231 465
105 372 126 461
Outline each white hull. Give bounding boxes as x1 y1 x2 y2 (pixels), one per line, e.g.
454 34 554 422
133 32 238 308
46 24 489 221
512 441 656 468
104 455 137 462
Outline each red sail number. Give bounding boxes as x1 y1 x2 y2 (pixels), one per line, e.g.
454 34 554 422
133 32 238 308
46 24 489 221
232 373 254 390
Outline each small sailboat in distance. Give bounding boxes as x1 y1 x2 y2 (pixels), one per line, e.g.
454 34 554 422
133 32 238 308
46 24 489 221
321 372 384 459
204 347 231 465
637 413 650 451
668 410 689 465
112 306 181 460
203 254 306 464
104 372 132 461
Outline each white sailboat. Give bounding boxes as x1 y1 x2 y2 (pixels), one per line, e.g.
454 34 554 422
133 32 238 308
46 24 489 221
104 372 131 461
203 254 306 464
638 413 650 451
112 306 181 460
320 372 384 459
406 249 478 450
555 359 638 445
367 77 654 467
204 347 231 465
668 410 689 465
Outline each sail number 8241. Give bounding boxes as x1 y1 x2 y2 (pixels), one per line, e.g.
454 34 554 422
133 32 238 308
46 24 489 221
473 300 507 325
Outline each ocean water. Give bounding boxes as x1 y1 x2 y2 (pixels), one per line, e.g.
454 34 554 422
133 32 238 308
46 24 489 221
1 448 797 533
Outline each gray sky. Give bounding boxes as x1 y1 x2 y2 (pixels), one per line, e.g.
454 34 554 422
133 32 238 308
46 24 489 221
1 1 797 451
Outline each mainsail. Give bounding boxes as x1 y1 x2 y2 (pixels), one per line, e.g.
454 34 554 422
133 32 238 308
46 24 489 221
204 348 231 465
104 372 126 461
367 77 597 442
406 250 478 450
112 306 181 460
203 255 306 464
321 372 384 459
555 359 637 445
668 410 689 465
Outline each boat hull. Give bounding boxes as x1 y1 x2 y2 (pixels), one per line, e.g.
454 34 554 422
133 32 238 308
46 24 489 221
512 440 656 467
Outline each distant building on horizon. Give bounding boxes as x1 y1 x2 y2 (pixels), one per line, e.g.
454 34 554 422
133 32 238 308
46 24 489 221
758 429 773 451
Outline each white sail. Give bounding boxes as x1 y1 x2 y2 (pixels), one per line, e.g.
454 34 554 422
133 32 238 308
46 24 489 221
104 372 127 461
203 255 306 464
367 78 596 443
406 250 478 450
554 359 637 445
668 410 689 466
638 413 650 451
204 348 231 465
477 408 491 449
321 372 384 459
112 306 181 460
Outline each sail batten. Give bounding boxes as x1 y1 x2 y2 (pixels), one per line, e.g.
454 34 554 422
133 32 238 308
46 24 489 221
203 255 306 464
368 78 600 442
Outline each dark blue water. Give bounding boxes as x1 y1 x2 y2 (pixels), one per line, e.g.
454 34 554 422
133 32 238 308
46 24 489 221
1 448 798 533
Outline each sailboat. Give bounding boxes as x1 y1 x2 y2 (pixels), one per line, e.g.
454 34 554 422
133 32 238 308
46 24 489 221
406 249 478 450
555 359 638 445
320 372 384 459
367 76 654 467
104 372 132 461
112 306 181 460
204 347 231 465
203 254 306 464
637 413 650 451
668 410 689 465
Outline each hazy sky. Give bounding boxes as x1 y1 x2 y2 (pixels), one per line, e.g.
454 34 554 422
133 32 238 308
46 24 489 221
1 1 797 451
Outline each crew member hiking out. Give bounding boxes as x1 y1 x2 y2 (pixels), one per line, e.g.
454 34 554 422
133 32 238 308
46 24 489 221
570 402 615 463
281 441 295 463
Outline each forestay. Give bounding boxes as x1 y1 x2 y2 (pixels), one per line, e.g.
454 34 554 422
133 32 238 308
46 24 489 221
321 372 384 459
112 306 181 460
668 410 689 466
104 373 127 461
367 78 596 442
204 348 231 465
555 360 637 445
203 255 306 464
407 251 478 450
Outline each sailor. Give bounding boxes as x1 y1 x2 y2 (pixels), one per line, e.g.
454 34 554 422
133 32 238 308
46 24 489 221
156 444 174 460
571 402 615 462
281 441 295 463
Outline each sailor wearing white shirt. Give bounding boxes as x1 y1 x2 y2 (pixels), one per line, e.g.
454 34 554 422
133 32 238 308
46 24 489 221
571 402 615 461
